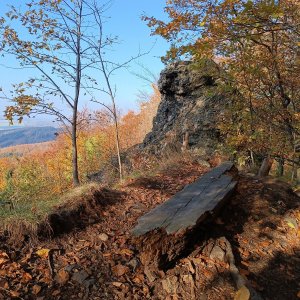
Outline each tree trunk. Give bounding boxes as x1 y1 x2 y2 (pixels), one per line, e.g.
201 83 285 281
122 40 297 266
113 111 123 180
250 150 255 167
258 156 273 177
71 5 83 187
276 158 284 177
292 163 298 181
181 131 189 152
71 121 80 186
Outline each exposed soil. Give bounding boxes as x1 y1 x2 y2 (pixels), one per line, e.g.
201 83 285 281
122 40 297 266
0 162 300 300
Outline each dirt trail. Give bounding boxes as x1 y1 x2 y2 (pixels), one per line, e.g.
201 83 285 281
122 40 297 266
0 162 300 300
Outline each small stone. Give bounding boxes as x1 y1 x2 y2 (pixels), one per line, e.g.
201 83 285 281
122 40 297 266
83 278 95 288
197 159 211 168
127 258 138 270
99 233 109 242
72 270 89 284
209 245 225 262
65 264 81 272
161 276 178 294
144 266 156 283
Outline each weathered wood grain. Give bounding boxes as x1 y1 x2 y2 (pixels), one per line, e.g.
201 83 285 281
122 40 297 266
131 162 238 269
132 161 236 236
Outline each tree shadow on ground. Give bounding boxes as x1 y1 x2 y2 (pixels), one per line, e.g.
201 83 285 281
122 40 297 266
201 175 300 300
158 174 300 299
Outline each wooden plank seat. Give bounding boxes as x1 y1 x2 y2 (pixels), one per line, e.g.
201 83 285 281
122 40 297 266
131 161 238 269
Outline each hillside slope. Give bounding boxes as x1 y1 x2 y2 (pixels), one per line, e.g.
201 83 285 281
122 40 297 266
0 126 58 148
0 161 300 300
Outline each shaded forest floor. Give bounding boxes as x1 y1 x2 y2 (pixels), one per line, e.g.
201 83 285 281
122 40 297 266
0 160 300 300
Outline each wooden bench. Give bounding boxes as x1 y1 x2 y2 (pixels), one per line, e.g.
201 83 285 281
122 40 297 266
131 161 238 269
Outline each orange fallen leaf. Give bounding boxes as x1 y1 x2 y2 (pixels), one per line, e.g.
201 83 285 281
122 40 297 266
0 252 9 259
40 275 52 284
55 268 69 285
202 269 213 278
242 250 250 258
52 290 60 296
112 264 129 277
10 290 20 298
32 284 42 295
297 291 300 298
241 261 250 267
133 274 144 284
0 280 9 289
21 272 32 283
0 252 9 267
260 240 271 248
102 252 112 257
0 258 9 267
239 268 250 276
112 282 123 287
119 248 134 256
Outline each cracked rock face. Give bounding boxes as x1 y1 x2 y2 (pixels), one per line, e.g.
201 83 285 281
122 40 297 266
142 60 228 157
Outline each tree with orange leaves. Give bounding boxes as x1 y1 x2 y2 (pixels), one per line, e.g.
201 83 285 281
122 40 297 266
145 0 300 176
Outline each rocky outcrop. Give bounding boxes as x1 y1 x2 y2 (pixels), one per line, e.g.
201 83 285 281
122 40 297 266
88 60 228 182
141 60 227 157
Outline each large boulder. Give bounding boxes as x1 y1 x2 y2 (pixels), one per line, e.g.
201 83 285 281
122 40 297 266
141 60 227 157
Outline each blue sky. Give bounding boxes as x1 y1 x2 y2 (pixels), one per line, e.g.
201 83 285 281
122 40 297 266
0 0 169 127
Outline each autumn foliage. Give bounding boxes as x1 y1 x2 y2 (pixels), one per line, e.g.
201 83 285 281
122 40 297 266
0 85 160 208
145 0 300 172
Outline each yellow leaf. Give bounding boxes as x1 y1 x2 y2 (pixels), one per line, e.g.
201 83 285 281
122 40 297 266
234 285 250 300
36 248 50 258
287 222 296 229
120 248 134 256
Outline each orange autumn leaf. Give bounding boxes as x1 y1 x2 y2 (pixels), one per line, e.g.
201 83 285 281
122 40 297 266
21 272 32 283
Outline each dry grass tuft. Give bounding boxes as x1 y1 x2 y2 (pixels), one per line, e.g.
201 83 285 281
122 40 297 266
57 182 102 209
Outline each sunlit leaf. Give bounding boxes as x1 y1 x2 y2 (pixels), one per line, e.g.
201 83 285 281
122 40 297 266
36 248 50 258
234 285 250 300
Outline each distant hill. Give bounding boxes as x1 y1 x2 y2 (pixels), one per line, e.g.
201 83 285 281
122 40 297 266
0 126 59 148
0 142 53 158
